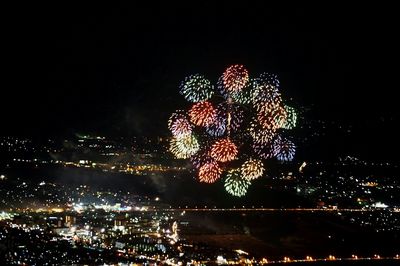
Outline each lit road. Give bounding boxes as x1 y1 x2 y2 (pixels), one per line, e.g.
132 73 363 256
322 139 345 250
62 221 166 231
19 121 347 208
142 207 398 212
162 255 400 265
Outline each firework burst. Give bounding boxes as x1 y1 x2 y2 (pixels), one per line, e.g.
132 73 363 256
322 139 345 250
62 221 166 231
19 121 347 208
253 141 274 159
216 103 244 132
169 135 199 159
224 169 251 197
190 149 213 169
168 112 192 138
222 64 249 93
189 101 217 127
249 119 277 144
252 78 282 110
272 136 296 162
210 138 238 162
257 72 280 88
168 65 298 196
206 116 227 137
241 158 264 180
218 76 253 104
281 105 297 129
257 103 287 131
180 74 214 102
198 161 222 183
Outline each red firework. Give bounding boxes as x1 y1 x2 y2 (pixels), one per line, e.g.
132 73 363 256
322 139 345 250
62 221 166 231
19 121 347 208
257 103 287 131
222 64 249 93
189 101 217 127
198 161 222 183
210 138 238 162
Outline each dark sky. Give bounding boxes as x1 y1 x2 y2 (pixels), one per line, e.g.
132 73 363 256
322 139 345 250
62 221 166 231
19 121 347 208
2 2 399 137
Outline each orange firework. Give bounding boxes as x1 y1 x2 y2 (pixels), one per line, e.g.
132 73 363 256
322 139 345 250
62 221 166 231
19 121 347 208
222 64 249 93
257 103 287 131
249 118 277 144
189 101 217 127
198 161 222 183
241 158 264 180
210 138 238 162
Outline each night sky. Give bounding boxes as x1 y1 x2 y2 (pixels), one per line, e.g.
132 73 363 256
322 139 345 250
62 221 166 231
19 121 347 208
2 3 399 138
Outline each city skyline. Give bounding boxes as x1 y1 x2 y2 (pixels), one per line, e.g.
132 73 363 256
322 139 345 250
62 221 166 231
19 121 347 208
1 2 399 265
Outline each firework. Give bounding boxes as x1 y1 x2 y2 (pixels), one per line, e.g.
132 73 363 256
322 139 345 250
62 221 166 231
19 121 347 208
168 65 298 196
257 103 287 131
253 141 274 159
249 119 276 144
252 78 282 110
198 161 222 183
222 64 249 93
169 135 199 159
272 136 296 161
217 76 229 99
216 103 244 132
218 76 253 104
189 101 217 127
179 74 214 102
241 158 264 180
224 169 251 197
206 116 227 137
257 72 280 88
168 112 192 138
231 84 253 104
281 105 297 129
210 138 238 162
190 149 213 169
168 111 184 128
